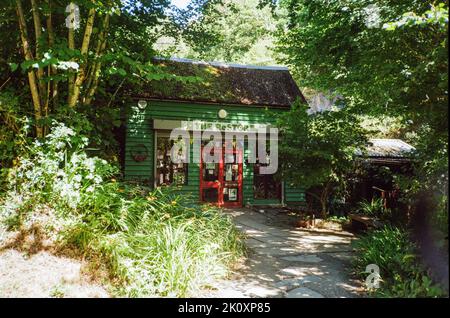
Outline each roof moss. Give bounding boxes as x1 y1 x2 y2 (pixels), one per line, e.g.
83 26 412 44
132 58 305 107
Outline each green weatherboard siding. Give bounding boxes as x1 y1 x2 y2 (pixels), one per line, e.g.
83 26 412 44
124 100 304 205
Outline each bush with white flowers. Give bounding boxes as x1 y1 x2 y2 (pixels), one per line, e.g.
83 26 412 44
0 122 244 298
3 122 117 214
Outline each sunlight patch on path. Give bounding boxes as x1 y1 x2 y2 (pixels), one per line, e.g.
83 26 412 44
202 208 365 298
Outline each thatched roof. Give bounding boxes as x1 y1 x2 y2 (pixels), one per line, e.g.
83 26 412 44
132 58 305 108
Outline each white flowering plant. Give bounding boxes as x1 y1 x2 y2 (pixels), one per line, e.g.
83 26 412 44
0 122 244 298
3 122 118 215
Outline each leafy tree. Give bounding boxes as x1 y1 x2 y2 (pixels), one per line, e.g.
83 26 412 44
160 0 282 65
277 101 367 216
276 0 448 223
277 1 447 121
0 0 216 138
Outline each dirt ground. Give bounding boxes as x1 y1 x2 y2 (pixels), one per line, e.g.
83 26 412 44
0 224 109 298
0 249 109 298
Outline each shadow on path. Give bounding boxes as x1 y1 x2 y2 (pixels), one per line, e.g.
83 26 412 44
202 208 365 298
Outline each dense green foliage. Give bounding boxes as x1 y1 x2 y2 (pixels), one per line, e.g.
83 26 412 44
277 101 367 215
353 226 445 297
183 0 279 64
277 1 448 278
0 123 244 297
275 1 448 295
277 0 448 214
356 198 391 221
0 92 32 186
0 0 217 171
159 0 283 65
277 1 448 121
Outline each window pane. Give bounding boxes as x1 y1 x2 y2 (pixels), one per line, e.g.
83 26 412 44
202 162 219 182
253 163 281 200
156 136 187 186
224 187 239 202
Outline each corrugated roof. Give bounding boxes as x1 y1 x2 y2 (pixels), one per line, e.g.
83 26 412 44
131 57 305 107
360 139 416 158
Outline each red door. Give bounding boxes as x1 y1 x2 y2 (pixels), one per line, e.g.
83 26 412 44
200 144 243 207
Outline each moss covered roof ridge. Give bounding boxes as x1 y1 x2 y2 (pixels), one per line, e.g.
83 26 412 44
132 57 305 108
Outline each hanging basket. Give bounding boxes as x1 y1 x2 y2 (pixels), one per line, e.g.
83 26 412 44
130 144 149 162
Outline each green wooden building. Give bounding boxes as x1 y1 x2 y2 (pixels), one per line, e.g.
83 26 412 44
124 58 306 207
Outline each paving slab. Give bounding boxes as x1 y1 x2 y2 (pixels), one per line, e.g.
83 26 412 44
281 254 323 263
286 287 324 298
202 208 364 298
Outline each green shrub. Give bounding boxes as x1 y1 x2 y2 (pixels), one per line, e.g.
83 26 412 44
326 215 349 224
2 122 117 213
60 186 243 297
356 198 391 220
431 194 449 238
0 92 32 188
352 226 446 297
0 123 244 297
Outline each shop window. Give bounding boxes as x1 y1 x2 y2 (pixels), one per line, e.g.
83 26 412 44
253 145 281 200
253 164 281 200
156 136 187 186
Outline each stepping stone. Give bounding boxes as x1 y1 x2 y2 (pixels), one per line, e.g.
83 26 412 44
281 254 323 263
286 287 324 298
299 275 322 284
275 275 323 290
246 286 284 298
280 267 304 276
274 278 303 289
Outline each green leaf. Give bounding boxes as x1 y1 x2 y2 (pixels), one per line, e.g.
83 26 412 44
20 60 36 71
9 63 18 72
117 68 127 76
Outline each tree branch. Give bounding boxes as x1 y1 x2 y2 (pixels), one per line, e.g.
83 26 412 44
30 0 46 107
84 13 110 106
16 0 43 137
68 7 96 107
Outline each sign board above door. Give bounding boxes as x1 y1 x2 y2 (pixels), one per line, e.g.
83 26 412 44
153 119 182 130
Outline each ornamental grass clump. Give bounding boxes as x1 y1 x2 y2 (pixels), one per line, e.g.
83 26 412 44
63 184 244 297
0 122 244 297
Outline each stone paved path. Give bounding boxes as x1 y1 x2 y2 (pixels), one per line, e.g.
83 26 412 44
202 208 364 298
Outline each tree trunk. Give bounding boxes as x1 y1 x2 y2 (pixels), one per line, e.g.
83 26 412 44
68 8 96 108
319 194 327 219
46 0 58 112
84 13 109 106
30 0 47 109
16 0 43 137
320 181 331 218
67 5 75 104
